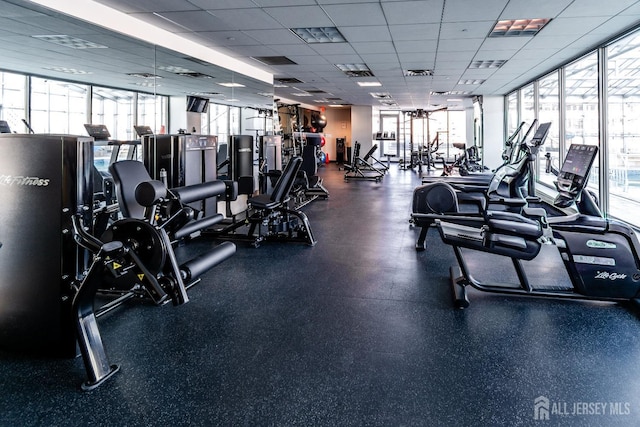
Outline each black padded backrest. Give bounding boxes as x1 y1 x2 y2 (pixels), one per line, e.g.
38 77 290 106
109 160 154 219
270 157 302 203
301 144 317 178
363 144 378 161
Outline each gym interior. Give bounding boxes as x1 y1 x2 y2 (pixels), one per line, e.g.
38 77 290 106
3 0 640 425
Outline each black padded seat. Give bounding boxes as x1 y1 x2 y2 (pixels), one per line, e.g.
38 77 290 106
249 157 302 210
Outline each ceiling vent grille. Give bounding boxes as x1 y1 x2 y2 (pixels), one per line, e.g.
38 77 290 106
276 77 304 84
252 56 297 66
404 69 434 77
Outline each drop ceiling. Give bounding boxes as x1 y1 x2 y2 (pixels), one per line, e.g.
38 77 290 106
6 0 640 111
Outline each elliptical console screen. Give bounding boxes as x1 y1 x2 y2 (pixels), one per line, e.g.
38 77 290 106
558 144 598 190
529 122 552 147
0 120 11 133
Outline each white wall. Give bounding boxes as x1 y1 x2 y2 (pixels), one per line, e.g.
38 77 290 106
351 105 373 157
481 96 505 170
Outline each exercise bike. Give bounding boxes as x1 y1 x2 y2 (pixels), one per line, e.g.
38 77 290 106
430 143 640 310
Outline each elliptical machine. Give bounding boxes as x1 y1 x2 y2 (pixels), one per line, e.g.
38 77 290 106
430 143 640 311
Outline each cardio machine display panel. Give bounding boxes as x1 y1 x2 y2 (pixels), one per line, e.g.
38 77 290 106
555 144 598 202
0 120 11 133
560 144 598 182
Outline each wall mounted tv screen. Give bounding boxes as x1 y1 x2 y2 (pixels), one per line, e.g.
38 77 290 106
186 96 209 113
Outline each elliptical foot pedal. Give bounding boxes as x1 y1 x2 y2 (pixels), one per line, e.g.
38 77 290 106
450 266 469 309
80 364 120 392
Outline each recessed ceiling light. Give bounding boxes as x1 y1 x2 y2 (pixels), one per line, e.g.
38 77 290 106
32 35 108 49
291 27 346 44
218 82 246 88
291 92 313 97
458 79 485 85
132 82 161 88
127 73 162 79
469 60 506 69
370 92 392 99
357 82 382 87
335 63 369 72
157 65 195 74
43 66 92 75
489 18 551 37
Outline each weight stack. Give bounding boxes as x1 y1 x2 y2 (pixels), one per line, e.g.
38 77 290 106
0 134 94 357
229 135 253 181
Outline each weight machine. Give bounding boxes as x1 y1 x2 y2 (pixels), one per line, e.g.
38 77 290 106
0 134 235 390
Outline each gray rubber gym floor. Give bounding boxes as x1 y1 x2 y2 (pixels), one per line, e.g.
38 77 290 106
2 163 640 426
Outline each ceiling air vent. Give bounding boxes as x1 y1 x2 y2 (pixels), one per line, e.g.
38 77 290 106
344 70 375 77
252 56 297 66
276 77 304 84
177 72 214 79
370 92 392 99
404 69 434 77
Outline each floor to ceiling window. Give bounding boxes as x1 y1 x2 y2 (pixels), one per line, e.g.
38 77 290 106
563 52 600 195
537 72 560 187
0 72 27 132
505 25 640 228
92 87 135 140
506 91 519 136
607 30 640 224
137 93 167 134
31 77 88 135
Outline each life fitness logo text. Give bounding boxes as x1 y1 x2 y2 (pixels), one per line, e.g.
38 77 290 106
0 175 50 186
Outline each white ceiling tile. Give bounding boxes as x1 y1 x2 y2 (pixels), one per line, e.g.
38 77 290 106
194 31 262 46
190 0 266 8
395 40 438 53
323 3 387 26
241 29 302 45
443 0 509 22
263 6 333 27
381 0 445 25
310 43 358 55
541 16 609 36
209 9 283 30
561 0 638 17
388 24 441 41
267 43 319 56
440 21 494 39
500 0 572 19
359 53 401 63
438 38 484 52
473 49 519 60
340 26 392 43
350 42 396 54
